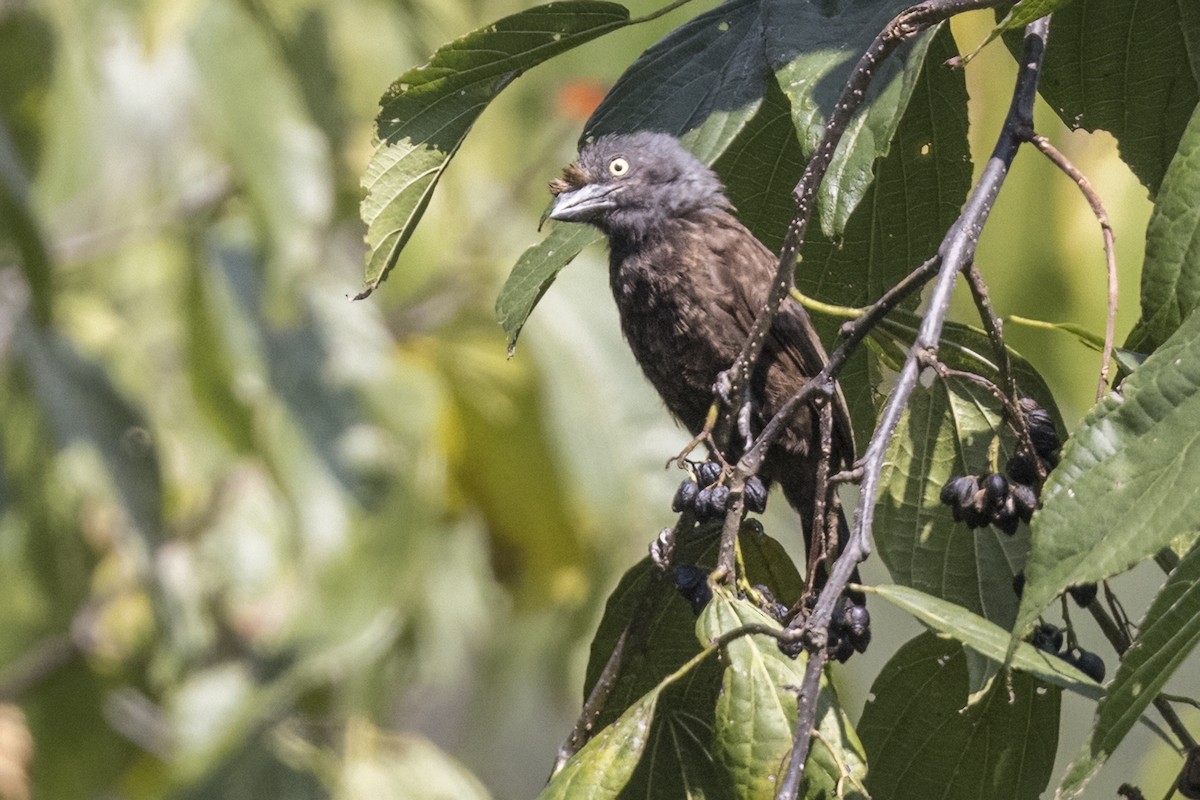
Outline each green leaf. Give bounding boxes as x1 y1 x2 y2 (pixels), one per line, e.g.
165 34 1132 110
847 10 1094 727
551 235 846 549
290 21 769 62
496 222 601 354
764 2 946 235
1016 307 1200 640
864 584 1101 697
184 246 257 454
871 315 1063 628
538 691 662 800
435 331 587 605
859 632 1061 800
585 0 769 162
1127 104 1200 353
1057 544 1200 798
697 591 868 800
582 524 803 731
574 525 803 799
1035 0 1200 194
359 2 630 298
966 0 1070 62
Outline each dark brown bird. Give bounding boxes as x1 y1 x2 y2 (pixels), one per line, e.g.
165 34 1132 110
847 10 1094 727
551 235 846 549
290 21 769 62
547 132 864 648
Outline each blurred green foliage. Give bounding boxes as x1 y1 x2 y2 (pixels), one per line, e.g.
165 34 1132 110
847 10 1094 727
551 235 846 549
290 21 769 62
0 1 1188 798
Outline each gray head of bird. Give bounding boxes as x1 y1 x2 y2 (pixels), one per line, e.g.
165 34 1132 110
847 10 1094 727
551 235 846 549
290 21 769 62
547 131 732 238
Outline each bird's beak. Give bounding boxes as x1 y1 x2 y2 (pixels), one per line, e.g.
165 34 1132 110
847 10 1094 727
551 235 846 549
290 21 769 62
547 182 617 222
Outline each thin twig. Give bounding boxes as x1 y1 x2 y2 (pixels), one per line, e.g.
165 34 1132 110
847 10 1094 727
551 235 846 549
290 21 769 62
775 17 1053 798
961 261 1041 475
1026 134 1118 401
1086 598 1197 751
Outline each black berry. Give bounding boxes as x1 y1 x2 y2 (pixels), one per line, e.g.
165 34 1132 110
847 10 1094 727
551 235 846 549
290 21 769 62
743 475 769 513
1067 583 1098 608
674 564 712 615
1074 650 1106 682
673 479 699 512
696 461 722 488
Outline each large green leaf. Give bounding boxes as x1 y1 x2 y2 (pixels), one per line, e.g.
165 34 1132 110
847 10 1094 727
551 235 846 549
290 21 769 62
858 632 1061 800
497 223 602 353
764 1 943 235
872 315 1063 628
1127 104 1200 353
539 690 664 800
864 584 1100 697
1057 544 1200 798
582 524 803 731
575 525 802 799
1016 307 1200 639
585 0 769 162
0 9 54 325
698 591 868 800
359 2 630 297
967 0 1073 60
1035 0 1200 194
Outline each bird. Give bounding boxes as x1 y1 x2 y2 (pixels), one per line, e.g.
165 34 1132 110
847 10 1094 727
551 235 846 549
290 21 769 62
546 131 867 656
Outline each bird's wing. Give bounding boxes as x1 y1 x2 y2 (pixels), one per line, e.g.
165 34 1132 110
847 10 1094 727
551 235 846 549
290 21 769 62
703 212 856 465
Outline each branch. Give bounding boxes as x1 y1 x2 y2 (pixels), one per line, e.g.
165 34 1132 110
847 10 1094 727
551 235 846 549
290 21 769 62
775 16 1053 797
1026 133 1118 401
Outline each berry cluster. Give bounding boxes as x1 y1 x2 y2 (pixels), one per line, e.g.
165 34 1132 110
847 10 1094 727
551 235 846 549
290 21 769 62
828 594 872 663
673 461 769 521
1030 622 1106 682
939 398 1060 535
940 473 1036 534
778 593 870 663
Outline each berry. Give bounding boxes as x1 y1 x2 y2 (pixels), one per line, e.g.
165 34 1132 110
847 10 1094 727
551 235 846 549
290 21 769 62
1074 650 1106 682
1010 482 1038 522
940 475 977 509
709 485 730 515
743 475 769 513
1067 583 1098 608
695 461 722 487
693 486 714 520
672 479 699 512
982 473 1009 515
1031 623 1063 654
830 633 856 663
674 564 712 615
1006 453 1039 486
1021 398 1061 466
992 495 1020 535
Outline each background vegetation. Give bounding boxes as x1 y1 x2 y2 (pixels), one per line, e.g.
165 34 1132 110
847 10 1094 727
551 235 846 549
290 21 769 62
0 0 1193 798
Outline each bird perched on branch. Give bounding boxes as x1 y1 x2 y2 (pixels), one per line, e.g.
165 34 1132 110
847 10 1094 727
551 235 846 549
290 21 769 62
547 131 867 657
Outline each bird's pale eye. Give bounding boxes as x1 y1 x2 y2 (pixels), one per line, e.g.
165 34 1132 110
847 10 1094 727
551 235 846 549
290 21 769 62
608 157 630 177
